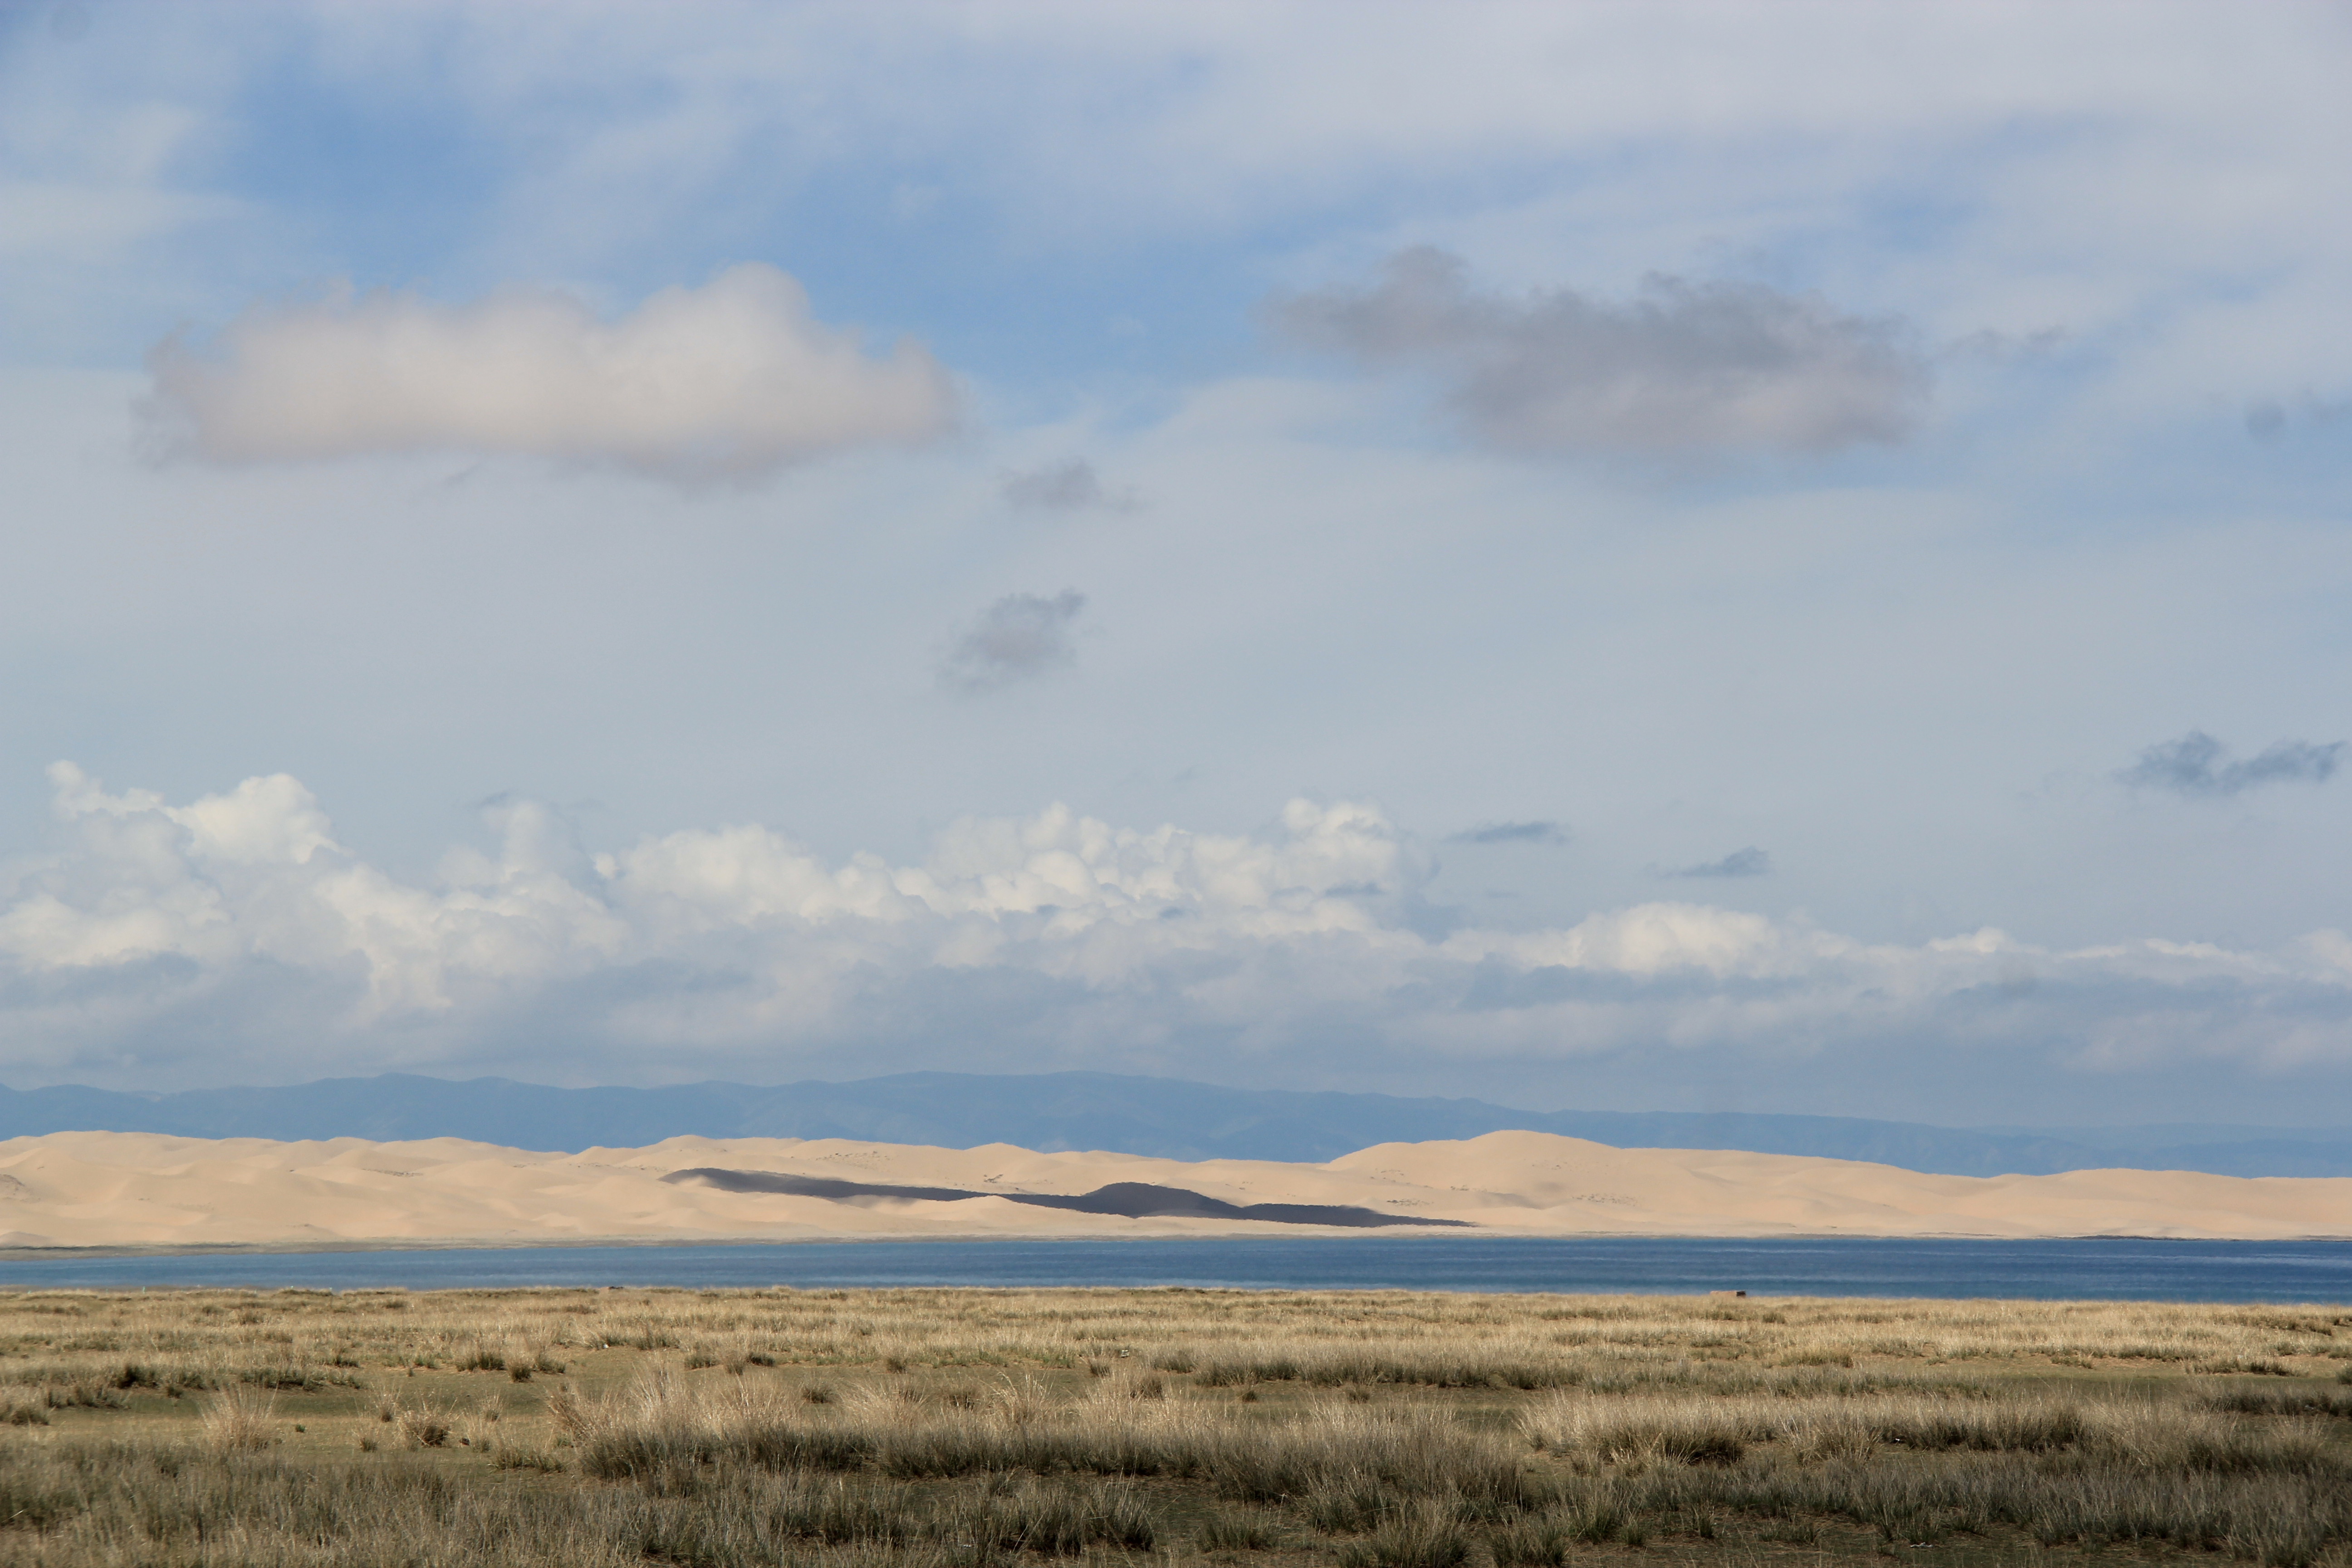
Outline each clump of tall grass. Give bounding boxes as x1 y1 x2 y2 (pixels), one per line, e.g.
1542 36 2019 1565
388 1396 454 1449
492 1442 566 1473
199 1382 279 1451
940 1475 1158 1554
1198 1506 1282 1550
1336 1499 1474 1568
111 1362 162 1390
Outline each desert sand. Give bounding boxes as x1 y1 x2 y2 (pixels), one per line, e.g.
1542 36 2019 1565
0 1128 2344 1251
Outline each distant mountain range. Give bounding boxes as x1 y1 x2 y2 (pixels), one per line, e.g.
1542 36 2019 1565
2 1070 2347 1179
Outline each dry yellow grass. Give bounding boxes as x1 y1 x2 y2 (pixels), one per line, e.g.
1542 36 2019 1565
0 1286 2345 1565
15 1284 2344 1382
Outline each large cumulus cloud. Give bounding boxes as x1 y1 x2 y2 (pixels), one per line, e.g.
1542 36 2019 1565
3 765 2350 1105
144 265 956 479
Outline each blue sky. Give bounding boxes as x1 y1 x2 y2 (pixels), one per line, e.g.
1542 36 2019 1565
2 1 2350 1124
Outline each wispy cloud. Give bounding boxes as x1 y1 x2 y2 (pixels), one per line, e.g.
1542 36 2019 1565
1663 847 1773 878
1270 247 1929 457
144 265 956 480
2120 732 2343 798
1001 460 1139 512
1449 821 1568 846
937 591 1088 695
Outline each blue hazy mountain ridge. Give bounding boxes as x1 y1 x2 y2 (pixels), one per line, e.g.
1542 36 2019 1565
0 1072 2347 1179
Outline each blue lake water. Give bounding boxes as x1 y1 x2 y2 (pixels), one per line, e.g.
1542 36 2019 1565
1 1236 2347 1301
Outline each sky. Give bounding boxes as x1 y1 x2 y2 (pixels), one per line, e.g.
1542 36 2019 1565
1 1 2349 1125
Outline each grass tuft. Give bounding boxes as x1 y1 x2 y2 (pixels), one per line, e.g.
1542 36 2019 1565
199 1382 279 1452
1338 1501 1474 1568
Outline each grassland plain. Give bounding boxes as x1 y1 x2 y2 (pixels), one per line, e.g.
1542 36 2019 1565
0 1287 2348 1566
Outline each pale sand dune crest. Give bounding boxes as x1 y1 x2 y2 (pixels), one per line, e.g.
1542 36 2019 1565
0 1127 2343 1250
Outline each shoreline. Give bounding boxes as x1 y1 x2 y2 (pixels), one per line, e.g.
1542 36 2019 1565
6 1230 2352 1266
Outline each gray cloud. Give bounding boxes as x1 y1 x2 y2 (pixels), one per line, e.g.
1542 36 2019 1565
1002 460 1139 512
937 591 1088 695
1270 247 1929 456
1449 821 1568 845
2120 731 2343 798
1665 847 1773 878
2245 393 2351 441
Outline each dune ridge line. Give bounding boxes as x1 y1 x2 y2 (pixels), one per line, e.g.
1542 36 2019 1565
0 1128 2346 1250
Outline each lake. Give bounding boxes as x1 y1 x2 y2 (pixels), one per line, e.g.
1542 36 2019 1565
0 1235 2347 1300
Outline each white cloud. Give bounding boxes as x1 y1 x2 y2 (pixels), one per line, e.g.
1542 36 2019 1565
142 264 957 479
1 766 2347 1104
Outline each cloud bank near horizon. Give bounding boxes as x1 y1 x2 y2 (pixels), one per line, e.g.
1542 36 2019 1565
4 765 2349 1112
144 265 956 479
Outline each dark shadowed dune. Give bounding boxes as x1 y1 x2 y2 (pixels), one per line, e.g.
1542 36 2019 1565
662 1167 1476 1227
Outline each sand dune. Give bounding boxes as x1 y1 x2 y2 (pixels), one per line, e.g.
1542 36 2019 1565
0 1128 2344 1251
